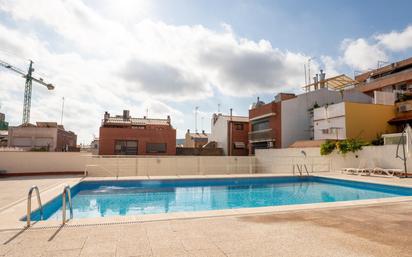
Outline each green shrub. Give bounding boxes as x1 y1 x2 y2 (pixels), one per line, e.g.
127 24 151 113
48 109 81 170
320 140 336 155
336 138 365 155
320 138 366 156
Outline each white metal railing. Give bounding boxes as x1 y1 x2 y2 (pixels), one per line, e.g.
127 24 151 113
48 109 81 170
62 184 73 224
26 185 43 227
83 155 256 177
82 154 330 177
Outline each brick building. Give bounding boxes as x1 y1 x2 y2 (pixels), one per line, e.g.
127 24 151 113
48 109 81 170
8 122 77 151
210 112 249 156
99 110 176 155
248 94 295 154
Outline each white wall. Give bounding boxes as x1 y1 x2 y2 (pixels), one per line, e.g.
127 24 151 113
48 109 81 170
85 156 255 177
0 152 255 176
255 145 410 174
281 88 371 148
0 146 409 177
0 152 87 173
313 102 347 140
210 116 228 155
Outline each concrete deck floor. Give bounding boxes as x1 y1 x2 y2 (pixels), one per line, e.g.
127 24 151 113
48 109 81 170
1 175 412 256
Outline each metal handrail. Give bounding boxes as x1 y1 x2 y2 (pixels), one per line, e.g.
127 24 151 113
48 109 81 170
26 185 43 227
62 184 73 224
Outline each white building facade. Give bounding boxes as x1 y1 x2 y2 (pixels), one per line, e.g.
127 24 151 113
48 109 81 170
210 114 248 155
280 88 372 147
313 102 347 140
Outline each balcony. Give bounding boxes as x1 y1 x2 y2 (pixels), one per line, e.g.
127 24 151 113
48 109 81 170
248 128 275 142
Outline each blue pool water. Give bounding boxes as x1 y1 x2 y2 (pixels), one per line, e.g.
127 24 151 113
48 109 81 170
25 176 412 221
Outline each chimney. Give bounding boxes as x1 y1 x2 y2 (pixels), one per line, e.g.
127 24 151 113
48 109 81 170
167 115 171 125
313 74 319 90
213 113 218 125
319 70 326 88
187 129 190 134
230 108 233 121
104 111 110 122
123 110 130 120
202 130 205 134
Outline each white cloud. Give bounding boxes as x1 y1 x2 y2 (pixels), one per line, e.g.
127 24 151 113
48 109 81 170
375 25 412 52
341 38 387 71
0 0 329 142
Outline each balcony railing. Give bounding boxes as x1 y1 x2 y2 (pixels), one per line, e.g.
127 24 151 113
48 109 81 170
248 128 275 142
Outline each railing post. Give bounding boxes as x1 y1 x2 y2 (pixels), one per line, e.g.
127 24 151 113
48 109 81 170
26 185 43 227
197 156 201 175
135 157 138 176
62 185 73 225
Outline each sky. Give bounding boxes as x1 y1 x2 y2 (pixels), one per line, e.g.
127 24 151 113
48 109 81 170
1 0 412 144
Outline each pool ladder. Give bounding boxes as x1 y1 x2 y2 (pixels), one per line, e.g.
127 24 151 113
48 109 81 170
293 164 310 176
26 185 44 227
26 184 73 227
62 184 73 224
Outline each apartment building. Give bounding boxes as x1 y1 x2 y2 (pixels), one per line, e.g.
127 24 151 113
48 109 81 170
355 57 412 97
210 112 249 156
248 94 294 154
248 73 372 152
8 122 77 151
184 129 209 148
355 56 412 129
99 110 176 155
314 102 396 141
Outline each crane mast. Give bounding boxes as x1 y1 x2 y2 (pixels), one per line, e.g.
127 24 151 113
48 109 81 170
0 59 54 124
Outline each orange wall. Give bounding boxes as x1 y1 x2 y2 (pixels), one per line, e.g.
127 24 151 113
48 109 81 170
345 102 396 141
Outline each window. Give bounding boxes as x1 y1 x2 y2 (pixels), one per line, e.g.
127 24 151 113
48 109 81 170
234 141 245 149
252 119 269 131
146 143 167 153
234 123 244 130
115 140 138 155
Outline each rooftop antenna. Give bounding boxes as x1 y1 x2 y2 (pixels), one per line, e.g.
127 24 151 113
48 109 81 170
304 63 308 92
60 97 65 125
146 108 149 118
195 106 199 133
201 116 204 132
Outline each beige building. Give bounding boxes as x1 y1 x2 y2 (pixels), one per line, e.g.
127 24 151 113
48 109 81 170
8 122 77 152
184 129 209 148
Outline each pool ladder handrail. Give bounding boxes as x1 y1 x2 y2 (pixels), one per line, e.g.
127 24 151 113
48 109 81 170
293 164 310 176
26 185 43 227
62 184 73 224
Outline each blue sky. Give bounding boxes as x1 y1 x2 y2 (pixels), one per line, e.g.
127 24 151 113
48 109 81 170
0 0 412 143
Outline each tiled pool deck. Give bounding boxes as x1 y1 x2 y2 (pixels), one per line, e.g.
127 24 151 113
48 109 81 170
1 173 412 256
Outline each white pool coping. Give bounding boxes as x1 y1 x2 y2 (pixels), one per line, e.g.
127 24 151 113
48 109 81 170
2 173 412 231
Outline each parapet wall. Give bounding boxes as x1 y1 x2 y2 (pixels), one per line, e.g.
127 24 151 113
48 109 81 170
255 145 411 174
0 145 409 176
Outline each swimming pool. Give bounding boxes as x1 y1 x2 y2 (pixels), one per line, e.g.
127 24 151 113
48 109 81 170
25 176 412 221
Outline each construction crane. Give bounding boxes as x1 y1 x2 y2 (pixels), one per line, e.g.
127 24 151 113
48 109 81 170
0 59 54 124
